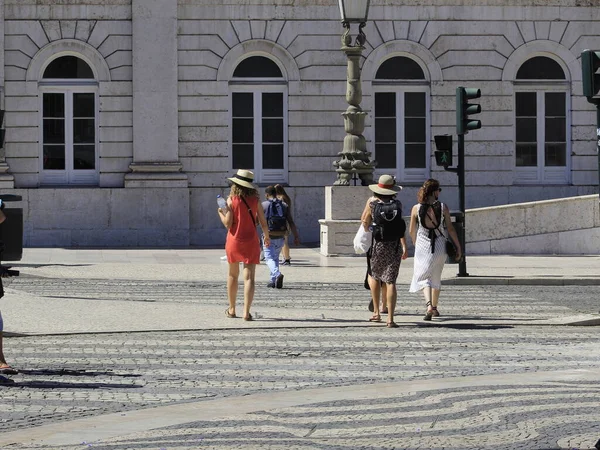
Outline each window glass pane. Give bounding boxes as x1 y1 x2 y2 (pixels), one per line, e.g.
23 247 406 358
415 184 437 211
375 57 425 80
43 56 94 79
43 93 65 118
516 57 565 80
545 143 566 166
233 144 254 169
545 92 565 116
43 145 65 170
232 93 253 117
375 118 396 142
516 144 537 167
405 92 426 117
405 143 426 168
74 145 95 170
232 118 253 143
545 118 566 142
262 93 283 117
73 119 95 144
375 93 395 117
405 118 426 142
74 93 95 117
262 144 284 169
233 56 283 78
516 92 536 116
516 118 536 142
262 119 283 143
43 119 65 144
375 143 396 168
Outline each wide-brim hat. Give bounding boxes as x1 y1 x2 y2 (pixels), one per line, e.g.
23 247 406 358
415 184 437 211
369 175 402 195
228 169 258 190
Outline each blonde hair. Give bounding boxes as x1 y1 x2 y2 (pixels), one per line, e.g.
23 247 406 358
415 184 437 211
230 183 257 199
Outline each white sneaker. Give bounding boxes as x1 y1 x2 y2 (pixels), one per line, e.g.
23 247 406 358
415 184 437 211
220 255 228 261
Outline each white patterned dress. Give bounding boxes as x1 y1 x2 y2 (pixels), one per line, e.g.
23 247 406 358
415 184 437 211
409 203 448 292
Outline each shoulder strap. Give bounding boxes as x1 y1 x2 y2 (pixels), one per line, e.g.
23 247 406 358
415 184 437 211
240 196 256 227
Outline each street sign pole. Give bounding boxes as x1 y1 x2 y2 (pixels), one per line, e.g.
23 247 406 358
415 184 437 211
597 104 600 209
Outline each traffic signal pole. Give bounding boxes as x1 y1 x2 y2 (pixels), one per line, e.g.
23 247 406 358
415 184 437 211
457 133 468 277
581 49 600 214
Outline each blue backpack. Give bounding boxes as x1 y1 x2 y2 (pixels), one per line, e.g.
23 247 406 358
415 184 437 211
266 199 288 232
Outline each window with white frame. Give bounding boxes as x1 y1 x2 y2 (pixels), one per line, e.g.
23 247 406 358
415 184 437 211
230 56 287 184
514 56 570 184
40 55 98 185
373 56 430 183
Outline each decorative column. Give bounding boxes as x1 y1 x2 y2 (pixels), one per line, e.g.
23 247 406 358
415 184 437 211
332 22 375 186
125 0 187 187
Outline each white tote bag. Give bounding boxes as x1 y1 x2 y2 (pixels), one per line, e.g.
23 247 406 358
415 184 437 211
353 225 372 254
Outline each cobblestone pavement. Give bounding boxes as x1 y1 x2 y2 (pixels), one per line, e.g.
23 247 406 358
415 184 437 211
1 279 600 449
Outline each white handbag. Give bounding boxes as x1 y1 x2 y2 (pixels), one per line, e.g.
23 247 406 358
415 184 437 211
353 225 372 254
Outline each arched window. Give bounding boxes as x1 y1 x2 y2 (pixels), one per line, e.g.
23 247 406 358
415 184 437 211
514 56 569 184
40 55 98 185
373 56 429 182
230 56 287 183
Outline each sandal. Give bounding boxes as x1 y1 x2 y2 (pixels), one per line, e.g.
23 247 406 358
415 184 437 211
423 301 433 321
243 314 253 321
431 306 440 317
0 366 19 375
387 321 399 328
369 315 382 322
225 308 236 318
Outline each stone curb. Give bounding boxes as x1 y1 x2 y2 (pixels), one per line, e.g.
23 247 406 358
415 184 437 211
443 277 600 286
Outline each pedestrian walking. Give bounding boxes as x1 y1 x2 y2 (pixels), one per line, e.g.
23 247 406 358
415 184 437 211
409 178 462 320
360 175 408 328
274 184 293 265
218 170 271 321
262 186 300 289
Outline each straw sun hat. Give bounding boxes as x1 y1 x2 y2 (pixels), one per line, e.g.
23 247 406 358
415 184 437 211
227 169 258 190
368 174 402 196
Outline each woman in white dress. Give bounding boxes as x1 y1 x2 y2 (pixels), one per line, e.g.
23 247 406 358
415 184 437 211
409 179 462 320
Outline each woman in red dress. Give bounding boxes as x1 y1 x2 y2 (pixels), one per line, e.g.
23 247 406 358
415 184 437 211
218 170 270 321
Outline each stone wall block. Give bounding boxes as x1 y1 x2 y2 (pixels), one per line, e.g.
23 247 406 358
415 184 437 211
558 227 600 254
28 189 110 229
87 20 132 49
516 21 536 42
60 20 77 39
109 66 132 81
325 186 371 221
41 20 62 41
75 20 95 41
524 197 595 235
231 20 251 42
99 35 132 58
534 21 550 40
490 233 560 255
467 205 526 242
250 20 266 40
4 35 38 58
5 20 49 48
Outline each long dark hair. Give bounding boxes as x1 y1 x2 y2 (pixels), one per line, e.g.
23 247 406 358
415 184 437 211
275 184 291 206
417 179 440 204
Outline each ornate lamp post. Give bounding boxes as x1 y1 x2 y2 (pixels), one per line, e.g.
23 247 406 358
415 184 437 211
333 0 375 186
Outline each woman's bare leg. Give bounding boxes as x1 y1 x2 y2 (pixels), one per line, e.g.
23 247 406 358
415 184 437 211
282 235 290 261
432 288 440 307
368 275 381 318
227 262 240 316
242 263 256 319
385 283 397 323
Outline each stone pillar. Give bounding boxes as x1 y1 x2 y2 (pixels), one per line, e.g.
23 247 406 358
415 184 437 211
0 0 14 189
125 0 187 188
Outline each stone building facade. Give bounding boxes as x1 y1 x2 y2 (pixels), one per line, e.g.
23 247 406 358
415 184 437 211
0 0 598 247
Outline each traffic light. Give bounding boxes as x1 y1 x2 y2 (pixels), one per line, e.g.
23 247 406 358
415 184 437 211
581 50 600 98
434 134 453 167
456 87 481 135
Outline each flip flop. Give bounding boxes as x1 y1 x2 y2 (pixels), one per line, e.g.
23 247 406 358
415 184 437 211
225 309 236 318
387 321 399 328
0 366 19 375
243 314 253 321
368 315 382 322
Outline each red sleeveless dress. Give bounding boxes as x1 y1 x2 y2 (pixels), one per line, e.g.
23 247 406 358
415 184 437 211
225 195 260 264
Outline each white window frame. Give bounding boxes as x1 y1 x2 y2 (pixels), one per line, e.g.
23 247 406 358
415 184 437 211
513 82 571 184
39 82 99 185
229 82 288 185
372 84 431 183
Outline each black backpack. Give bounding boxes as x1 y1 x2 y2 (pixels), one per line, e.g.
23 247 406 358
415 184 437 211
265 199 288 232
372 200 406 242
